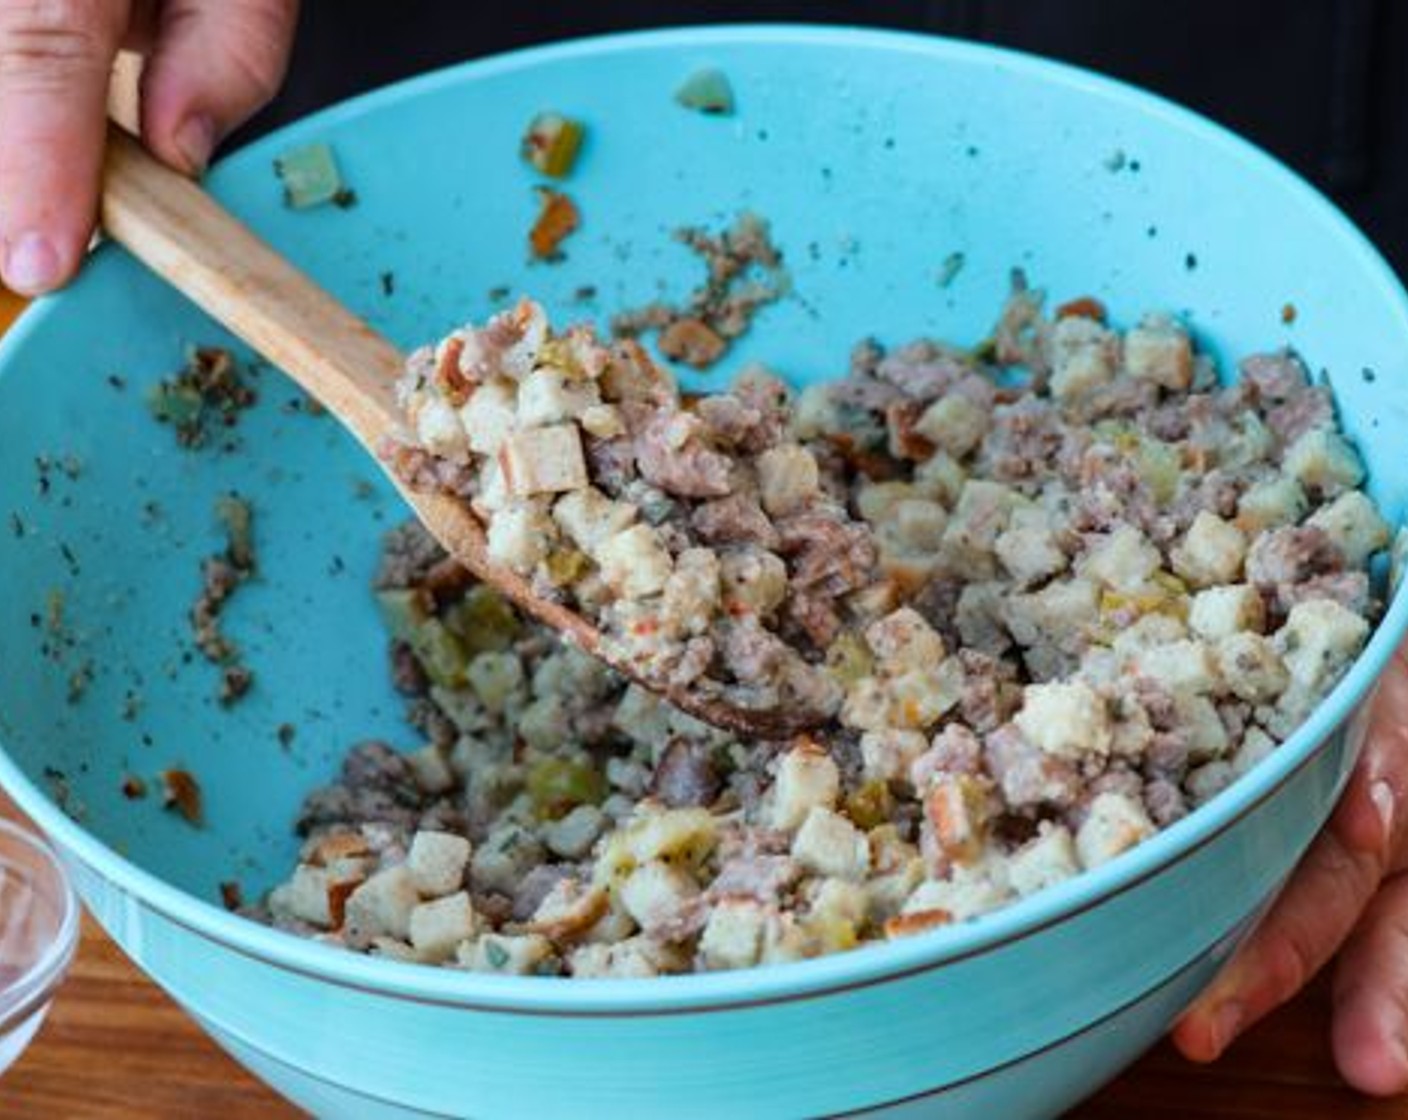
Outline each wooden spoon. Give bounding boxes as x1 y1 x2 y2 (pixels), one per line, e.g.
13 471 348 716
99 126 817 739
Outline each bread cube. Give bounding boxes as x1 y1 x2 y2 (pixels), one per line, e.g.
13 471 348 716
406 831 472 897
1215 632 1289 703
856 481 919 526
889 498 950 553
900 867 1012 923
1189 584 1265 641
594 807 720 885
579 402 626 439
344 866 420 941
544 804 607 860
756 444 821 517
699 899 767 970
1283 428 1365 496
865 607 947 673
914 394 991 457
405 745 456 796
619 860 701 934
486 500 556 572
955 581 1011 657
552 486 638 554
269 864 338 929
1075 792 1154 868
939 480 1021 580
465 651 525 715
459 378 518 455
1172 512 1248 588
1013 681 1112 760
458 932 555 975
1306 490 1391 568
860 729 930 784
1236 476 1309 535
516 367 600 427
1186 760 1237 805
412 394 470 460
1110 612 1188 656
661 548 722 636
1231 726 1278 776
596 524 674 599
1049 316 1118 400
1079 526 1161 592
1123 314 1193 390
720 547 788 618
527 880 610 941
498 423 589 497
792 807 872 881
1007 823 1080 897
1127 639 1220 696
995 506 1068 586
408 891 478 962
768 742 841 830
923 773 991 866
471 823 545 894
1005 579 1101 649
1179 693 1231 760
881 658 967 731
913 452 968 509
568 936 683 978
1277 598 1371 696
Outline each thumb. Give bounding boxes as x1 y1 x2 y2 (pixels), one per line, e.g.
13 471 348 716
138 0 298 174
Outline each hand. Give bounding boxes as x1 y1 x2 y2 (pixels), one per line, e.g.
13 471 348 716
1173 641 1408 1096
0 0 300 294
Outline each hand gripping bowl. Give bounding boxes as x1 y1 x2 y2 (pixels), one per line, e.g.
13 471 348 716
0 25 1406 1119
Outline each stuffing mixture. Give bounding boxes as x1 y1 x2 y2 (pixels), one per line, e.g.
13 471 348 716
258 277 1390 977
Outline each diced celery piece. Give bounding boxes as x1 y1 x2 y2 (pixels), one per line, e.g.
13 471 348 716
376 590 468 687
675 68 735 115
443 586 520 655
526 756 607 820
825 633 875 686
520 113 585 178
274 142 346 209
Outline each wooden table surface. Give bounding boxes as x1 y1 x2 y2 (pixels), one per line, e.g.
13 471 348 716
1 288 1405 1119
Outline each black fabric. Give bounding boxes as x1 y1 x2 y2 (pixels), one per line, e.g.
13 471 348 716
231 1 1408 273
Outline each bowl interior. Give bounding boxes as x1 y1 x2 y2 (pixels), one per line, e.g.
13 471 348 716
1 26 1406 914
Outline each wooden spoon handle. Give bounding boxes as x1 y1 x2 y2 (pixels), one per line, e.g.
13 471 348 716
99 125 404 453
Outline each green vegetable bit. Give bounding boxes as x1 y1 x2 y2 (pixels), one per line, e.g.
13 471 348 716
443 585 521 656
485 940 510 969
675 68 735 115
526 756 606 820
520 113 585 179
274 142 348 210
375 589 469 688
216 493 256 572
146 380 204 433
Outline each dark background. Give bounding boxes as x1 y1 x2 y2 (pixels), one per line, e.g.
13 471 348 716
236 1 1408 275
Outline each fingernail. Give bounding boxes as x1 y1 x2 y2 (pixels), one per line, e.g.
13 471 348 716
1372 779 1395 839
1210 998 1245 1054
174 114 216 173
3 232 62 294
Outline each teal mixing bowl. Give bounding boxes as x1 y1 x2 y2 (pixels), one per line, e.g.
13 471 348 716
1 25 1406 1119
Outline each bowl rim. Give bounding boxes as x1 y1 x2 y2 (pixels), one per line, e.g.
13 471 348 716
0 817 80 1030
1 21 1406 1015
